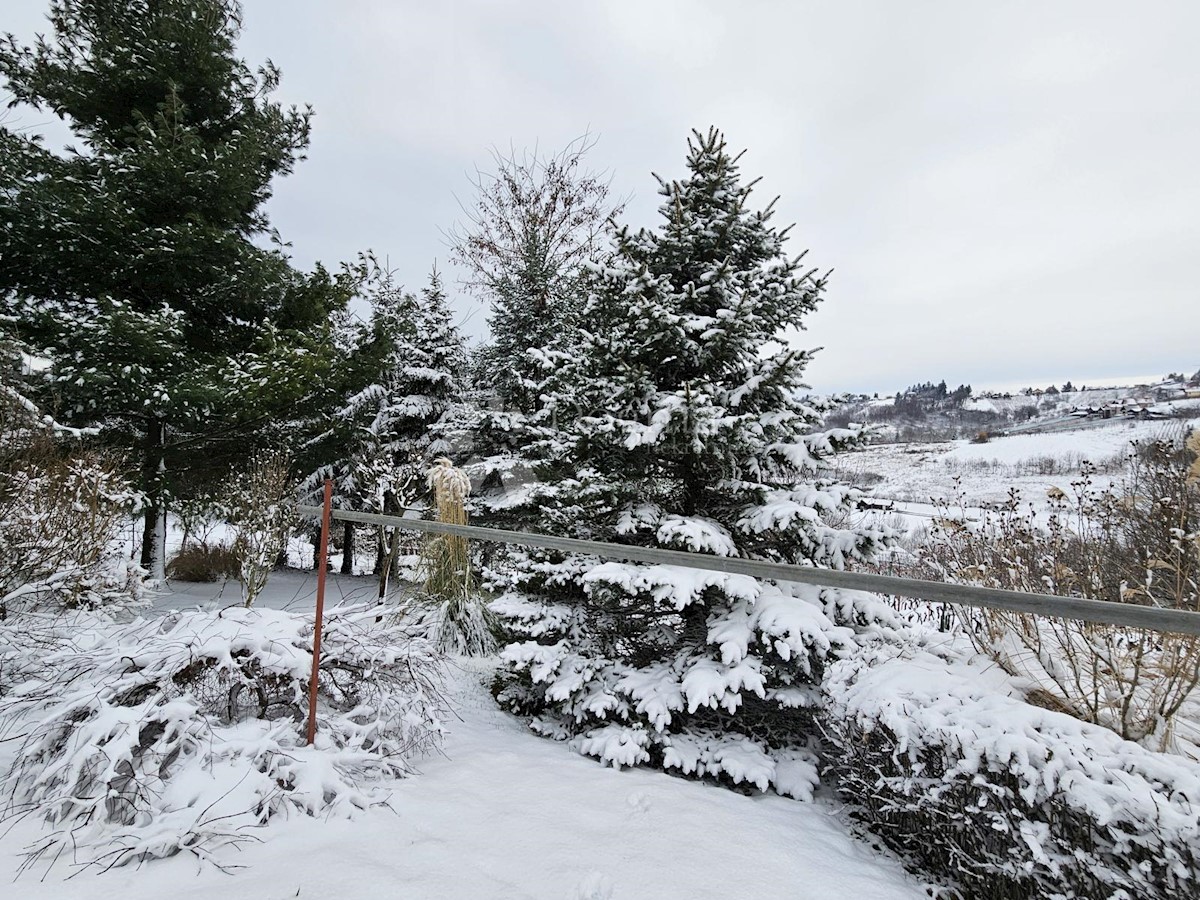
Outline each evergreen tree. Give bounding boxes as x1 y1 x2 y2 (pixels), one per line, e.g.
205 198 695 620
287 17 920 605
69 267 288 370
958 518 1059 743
949 383 972 405
0 0 350 574
491 129 889 798
449 138 622 510
450 137 620 415
298 264 466 571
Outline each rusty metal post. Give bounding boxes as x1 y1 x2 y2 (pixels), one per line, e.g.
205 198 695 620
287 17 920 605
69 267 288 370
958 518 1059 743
306 478 333 745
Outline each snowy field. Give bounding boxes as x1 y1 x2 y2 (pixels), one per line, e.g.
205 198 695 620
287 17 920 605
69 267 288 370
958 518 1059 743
0 574 930 899
839 417 1199 537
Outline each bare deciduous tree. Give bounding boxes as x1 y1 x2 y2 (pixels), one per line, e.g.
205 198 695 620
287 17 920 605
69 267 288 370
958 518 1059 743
225 448 294 608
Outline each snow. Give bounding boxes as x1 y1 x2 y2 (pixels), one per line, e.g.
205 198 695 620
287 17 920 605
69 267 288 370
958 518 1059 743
655 514 738 556
582 561 760 610
943 419 1170 465
0 574 929 897
960 397 997 413
838 417 1198 521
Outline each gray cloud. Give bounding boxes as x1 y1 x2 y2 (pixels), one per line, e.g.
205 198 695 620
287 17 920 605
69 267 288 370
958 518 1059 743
6 0 1198 393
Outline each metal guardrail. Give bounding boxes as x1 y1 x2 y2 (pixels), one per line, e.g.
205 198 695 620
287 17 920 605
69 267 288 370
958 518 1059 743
295 504 1200 638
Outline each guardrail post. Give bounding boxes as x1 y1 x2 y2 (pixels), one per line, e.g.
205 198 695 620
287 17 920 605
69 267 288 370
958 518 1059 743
306 478 333 745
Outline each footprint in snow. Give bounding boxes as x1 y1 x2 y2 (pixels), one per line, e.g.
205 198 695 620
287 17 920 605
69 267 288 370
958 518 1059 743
625 792 651 814
573 871 614 900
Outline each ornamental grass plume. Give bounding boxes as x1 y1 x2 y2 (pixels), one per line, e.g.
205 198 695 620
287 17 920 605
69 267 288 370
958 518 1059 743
420 458 496 655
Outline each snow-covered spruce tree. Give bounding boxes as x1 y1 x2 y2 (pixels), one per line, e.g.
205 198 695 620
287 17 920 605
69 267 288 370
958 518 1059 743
492 129 889 798
448 138 621 513
299 264 466 572
0 1 352 577
451 136 618 416
412 267 470 462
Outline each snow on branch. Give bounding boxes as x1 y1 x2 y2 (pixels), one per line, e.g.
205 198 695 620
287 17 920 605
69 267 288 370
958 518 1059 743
0 605 447 873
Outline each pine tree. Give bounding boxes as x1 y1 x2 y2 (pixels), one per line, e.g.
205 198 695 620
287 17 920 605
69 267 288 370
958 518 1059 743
491 129 889 798
0 0 350 575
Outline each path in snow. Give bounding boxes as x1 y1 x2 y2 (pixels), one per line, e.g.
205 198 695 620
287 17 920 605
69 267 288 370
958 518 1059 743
2 575 931 899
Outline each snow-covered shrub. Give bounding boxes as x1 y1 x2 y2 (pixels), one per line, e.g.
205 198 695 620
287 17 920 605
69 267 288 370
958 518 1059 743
224 448 294 607
1 605 446 871
0 450 146 616
823 643 1200 900
916 431 1200 748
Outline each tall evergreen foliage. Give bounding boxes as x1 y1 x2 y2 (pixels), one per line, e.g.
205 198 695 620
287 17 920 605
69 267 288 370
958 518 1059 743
299 265 466 530
449 139 621 508
492 129 888 797
450 137 618 416
0 0 350 573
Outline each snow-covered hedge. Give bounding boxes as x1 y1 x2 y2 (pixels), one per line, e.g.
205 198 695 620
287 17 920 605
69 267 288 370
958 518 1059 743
0 452 146 615
0 606 445 871
822 643 1200 899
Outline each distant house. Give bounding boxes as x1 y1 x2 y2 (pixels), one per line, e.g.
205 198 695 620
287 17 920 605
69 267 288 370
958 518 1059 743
1153 381 1189 401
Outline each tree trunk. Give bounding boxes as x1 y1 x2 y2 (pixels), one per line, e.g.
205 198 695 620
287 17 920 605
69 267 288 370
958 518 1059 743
378 527 402 601
139 418 167 578
340 521 355 574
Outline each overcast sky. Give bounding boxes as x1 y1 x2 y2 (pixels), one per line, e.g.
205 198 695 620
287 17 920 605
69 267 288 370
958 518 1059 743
6 1 1198 394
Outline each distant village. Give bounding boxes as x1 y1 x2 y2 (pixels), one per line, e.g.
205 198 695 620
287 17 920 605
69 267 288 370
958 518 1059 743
827 367 1200 440
974 373 1200 422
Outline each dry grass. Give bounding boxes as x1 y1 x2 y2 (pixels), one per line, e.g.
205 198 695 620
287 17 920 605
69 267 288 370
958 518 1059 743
165 542 240 582
418 458 495 656
914 428 1200 750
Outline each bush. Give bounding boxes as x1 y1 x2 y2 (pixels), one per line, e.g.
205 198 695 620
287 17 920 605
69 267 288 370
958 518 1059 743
0 449 146 615
823 645 1200 900
0 605 446 872
165 542 241 582
223 449 295 607
915 430 1200 748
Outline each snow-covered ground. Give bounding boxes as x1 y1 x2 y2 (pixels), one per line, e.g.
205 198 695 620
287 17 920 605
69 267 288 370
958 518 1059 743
7 414 1195 895
0 574 930 899
838 418 1197 538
